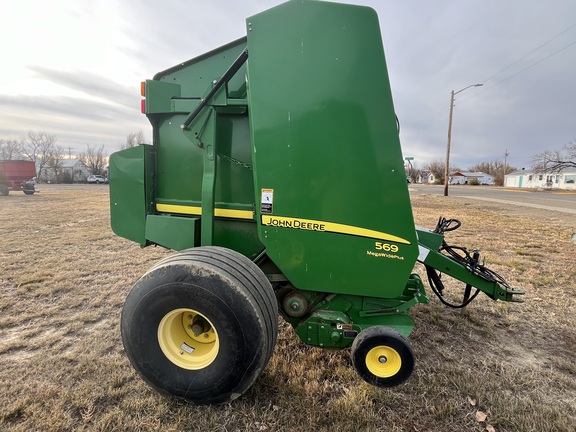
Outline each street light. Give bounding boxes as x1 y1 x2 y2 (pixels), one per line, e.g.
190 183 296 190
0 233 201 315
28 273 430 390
443 83 483 196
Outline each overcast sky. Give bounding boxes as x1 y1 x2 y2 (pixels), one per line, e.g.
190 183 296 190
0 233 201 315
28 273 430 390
1 0 575 170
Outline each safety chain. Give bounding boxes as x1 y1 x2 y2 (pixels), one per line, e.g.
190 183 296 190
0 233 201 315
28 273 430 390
218 153 253 171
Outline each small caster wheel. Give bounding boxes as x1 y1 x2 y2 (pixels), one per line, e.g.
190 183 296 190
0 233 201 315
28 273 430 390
351 326 414 387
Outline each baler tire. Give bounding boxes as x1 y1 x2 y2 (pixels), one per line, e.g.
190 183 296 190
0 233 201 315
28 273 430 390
351 326 414 387
121 246 278 405
23 190 35 195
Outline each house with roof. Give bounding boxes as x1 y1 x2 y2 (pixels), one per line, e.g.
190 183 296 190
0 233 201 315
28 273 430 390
416 169 437 184
39 158 90 183
449 171 495 185
504 168 576 190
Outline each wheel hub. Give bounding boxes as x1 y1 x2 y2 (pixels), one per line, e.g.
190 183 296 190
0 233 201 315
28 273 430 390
365 346 402 378
282 292 308 317
158 308 219 370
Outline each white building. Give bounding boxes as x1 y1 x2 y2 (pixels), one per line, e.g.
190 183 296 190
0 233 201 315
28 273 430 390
417 170 437 184
504 169 576 190
450 171 495 185
39 159 90 183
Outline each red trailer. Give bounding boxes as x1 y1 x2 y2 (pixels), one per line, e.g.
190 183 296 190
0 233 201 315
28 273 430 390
0 160 36 196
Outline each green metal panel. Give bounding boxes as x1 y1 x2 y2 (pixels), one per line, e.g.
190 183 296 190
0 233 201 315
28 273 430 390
137 37 262 257
147 38 253 214
212 220 264 259
152 38 248 99
109 145 154 246
144 80 181 114
288 273 428 348
145 214 199 250
246 0 418 298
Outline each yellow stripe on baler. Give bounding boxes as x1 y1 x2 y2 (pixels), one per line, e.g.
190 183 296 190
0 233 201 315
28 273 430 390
156 204 254 220
261 215 411 244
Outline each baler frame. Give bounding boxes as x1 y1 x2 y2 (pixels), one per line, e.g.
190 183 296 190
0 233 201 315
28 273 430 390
110 0 523 405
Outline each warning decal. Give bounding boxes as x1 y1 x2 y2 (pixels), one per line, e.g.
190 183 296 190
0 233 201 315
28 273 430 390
261 189 274 214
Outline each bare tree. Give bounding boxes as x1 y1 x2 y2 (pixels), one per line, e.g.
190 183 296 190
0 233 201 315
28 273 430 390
425 160 463 185
532 140 576 172
46 146 66 183
20 131 58 180
80 144 108 176
0 139 22 160
120 130 146 150
426 160 444 184
469 160 517 186
405 160 419 183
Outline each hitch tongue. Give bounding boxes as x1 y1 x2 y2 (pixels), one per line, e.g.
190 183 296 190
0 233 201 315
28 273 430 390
499 287 525 303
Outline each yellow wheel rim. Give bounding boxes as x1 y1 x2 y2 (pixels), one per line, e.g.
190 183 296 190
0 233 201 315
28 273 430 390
157 308 219 370
365 346 402 378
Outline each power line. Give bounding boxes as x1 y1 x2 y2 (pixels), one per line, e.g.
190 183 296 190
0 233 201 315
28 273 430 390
483 39 576 92
400 22 576 150
482 23 576 84
458 25 576 104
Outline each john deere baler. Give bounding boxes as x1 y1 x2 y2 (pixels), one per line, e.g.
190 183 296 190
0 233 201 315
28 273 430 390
110 0 522 405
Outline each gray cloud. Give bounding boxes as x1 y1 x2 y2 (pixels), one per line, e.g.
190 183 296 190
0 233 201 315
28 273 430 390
28 66 140 110
1 0 575 168
0 92 148 153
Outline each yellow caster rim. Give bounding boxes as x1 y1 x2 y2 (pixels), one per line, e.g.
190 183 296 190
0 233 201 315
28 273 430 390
365 345 402 378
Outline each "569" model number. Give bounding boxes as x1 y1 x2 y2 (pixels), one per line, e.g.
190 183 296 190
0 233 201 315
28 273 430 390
375 242 399 252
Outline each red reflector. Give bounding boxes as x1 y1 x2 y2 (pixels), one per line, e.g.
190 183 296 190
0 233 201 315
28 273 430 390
140 99 146 114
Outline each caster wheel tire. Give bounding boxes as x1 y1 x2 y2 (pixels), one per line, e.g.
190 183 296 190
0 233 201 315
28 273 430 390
351 326 414 387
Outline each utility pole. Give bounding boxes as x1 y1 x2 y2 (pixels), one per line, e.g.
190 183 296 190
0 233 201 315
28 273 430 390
68 147 73 159
443 90 455 196
503 149 509 186
443 83 483 196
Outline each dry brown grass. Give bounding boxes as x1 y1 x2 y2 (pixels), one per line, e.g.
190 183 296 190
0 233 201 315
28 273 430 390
0 186 574 431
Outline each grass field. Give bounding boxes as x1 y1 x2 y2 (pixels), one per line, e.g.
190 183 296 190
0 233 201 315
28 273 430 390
0 186 574 431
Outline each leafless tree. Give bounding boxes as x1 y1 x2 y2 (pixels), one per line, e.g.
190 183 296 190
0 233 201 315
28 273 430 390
425 160 463 185
425 160 443 184
80 144 108 176
120 130 146 150
0 139 22 160
469 160 517 186
46 146 66 183
405 160 419 183
20 131 58 180
532 140 576 172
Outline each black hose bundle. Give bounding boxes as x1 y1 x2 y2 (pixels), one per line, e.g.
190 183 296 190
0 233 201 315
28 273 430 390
425 217 511 308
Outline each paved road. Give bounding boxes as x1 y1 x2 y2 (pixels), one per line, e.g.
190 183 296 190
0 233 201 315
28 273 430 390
409 184 576 214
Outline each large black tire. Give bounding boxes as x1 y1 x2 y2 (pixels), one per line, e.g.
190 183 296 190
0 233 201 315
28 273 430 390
351 326 414 387
0 184 8 196
121 247 278 405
